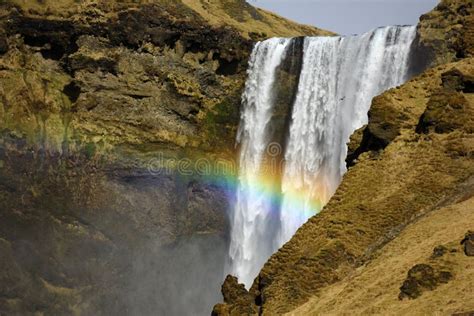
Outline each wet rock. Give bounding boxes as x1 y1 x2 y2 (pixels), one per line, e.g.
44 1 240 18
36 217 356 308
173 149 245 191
461 231 474 256
399 264 453 300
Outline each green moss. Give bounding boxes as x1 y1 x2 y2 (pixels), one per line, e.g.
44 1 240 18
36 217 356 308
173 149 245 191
203 96 240 147
83 143 96 159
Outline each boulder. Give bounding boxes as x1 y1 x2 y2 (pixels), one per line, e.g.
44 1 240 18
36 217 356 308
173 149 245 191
399 264 453 300
461 231 474 256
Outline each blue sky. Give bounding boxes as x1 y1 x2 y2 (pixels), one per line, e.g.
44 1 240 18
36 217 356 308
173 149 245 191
251 0 440 35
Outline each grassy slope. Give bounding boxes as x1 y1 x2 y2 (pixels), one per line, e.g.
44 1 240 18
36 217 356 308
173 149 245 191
290 195 474 315
5 0 333 38
181 0 334 38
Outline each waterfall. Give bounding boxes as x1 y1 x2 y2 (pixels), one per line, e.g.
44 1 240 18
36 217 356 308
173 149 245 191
279 26 417 245
228 38 293 288
229 26 417 288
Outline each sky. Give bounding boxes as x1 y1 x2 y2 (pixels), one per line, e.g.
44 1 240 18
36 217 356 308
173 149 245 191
251 0 440 35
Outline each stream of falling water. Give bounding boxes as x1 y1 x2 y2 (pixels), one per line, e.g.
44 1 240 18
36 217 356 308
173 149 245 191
229 26 417 288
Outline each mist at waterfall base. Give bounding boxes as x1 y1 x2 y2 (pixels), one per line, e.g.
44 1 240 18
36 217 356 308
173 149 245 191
125 235 227 316
227 25 417 288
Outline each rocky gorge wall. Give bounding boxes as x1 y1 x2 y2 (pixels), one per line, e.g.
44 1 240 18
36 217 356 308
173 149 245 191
0 1 331 315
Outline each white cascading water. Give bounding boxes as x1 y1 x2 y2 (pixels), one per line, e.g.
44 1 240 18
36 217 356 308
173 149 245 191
229 26 417 288
278 26 417 245
229 38 292 287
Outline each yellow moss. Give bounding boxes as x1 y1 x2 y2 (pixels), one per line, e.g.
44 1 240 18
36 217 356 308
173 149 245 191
167 73 203 99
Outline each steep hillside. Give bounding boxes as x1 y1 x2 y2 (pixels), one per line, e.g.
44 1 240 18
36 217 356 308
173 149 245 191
213 1 474 315
5 0 332 39
291 195 474 315
181 0 333 38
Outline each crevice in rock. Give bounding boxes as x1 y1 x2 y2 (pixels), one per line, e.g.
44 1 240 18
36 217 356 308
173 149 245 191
346 126 387 167
216 58 240 76
62 81 81 103
23 34 66 60
125 94 149 101
9 17 80 62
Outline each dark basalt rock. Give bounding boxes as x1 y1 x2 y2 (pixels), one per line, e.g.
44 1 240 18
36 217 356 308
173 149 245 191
7 16 80 61
461 231 474 256
0 139 231 315
5 4 252 72
453 311 474 316
431 245 449 259
399 264 453 300
62 81 82 103
68 52 118 75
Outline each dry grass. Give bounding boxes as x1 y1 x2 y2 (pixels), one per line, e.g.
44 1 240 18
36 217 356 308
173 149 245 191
181 0 333 38
289 195 474 316
5 0 333 38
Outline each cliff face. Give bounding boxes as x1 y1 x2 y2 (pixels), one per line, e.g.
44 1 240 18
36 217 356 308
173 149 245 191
0 1 331 315
0 0 330 152
414 0 473 67
214 1 474 315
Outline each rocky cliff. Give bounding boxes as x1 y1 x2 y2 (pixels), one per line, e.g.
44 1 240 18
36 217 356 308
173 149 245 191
0 1 331 315
213 1 474 315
